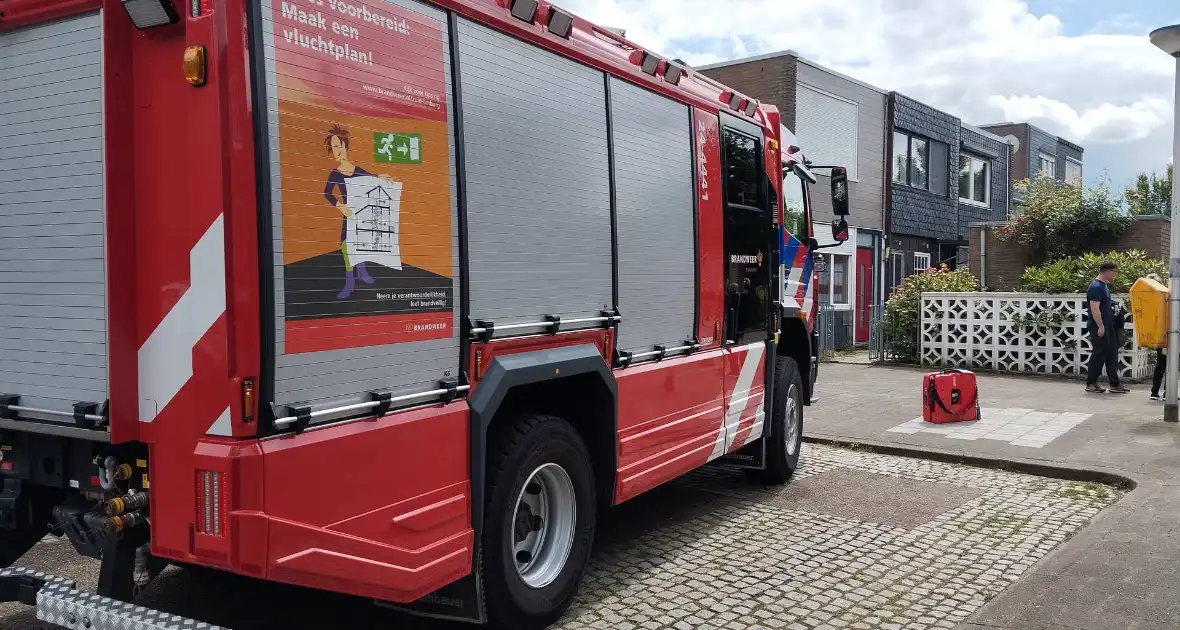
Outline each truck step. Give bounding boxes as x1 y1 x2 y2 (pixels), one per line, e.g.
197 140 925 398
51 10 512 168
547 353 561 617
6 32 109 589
0 566 223 630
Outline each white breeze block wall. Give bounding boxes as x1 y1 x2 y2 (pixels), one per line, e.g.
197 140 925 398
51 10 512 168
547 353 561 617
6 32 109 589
920 292 1152 381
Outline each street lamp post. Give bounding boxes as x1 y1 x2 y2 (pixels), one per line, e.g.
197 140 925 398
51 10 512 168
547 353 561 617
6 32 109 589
1150 25 1180 422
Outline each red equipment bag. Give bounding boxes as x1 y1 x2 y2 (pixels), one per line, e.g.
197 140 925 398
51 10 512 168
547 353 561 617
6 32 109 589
922 369 980 424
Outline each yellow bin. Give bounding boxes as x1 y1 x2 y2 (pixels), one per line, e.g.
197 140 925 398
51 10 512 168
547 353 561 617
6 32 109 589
1129 277 1169 348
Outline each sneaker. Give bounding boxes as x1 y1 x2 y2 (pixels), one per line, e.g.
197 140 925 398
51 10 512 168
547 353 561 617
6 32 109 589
1086 384 1106 393
1150 393 1163 401
1109 385 1131 394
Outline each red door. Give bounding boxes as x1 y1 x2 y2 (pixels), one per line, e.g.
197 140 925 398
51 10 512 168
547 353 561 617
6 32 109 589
855 247 875 343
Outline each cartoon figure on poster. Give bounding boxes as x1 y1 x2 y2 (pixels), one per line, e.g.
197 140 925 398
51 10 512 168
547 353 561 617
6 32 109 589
322 124 403 299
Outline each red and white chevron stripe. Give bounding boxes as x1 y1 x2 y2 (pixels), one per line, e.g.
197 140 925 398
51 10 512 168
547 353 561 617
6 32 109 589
707 343 768 461
136 214 228 427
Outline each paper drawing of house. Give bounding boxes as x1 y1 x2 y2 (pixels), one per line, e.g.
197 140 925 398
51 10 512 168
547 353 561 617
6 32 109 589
346 176 403 270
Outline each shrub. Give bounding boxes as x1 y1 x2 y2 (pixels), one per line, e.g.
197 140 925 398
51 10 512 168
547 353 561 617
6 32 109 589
1017 250 1167 294
997 175 1129 265
883 266 978 361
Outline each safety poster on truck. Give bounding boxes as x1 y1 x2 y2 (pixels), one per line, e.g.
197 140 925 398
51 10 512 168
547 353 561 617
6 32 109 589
270 0 454 354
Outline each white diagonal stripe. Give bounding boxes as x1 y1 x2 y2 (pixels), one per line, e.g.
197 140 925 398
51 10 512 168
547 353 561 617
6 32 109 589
784 262 806 310
745 405 767 445
138 214 227 422
787 262 803 287
801 271 815 318
207 407 233 436
709 343 765 461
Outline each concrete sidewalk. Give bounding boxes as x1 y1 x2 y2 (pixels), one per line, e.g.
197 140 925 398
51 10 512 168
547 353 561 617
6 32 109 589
807 363 1180 630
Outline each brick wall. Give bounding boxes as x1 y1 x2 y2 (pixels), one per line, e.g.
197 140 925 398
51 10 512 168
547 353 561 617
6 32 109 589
968 218 1171 290
967 225 1030 290
1094 216 1170 259
979 123 1029 183
698 55 798 131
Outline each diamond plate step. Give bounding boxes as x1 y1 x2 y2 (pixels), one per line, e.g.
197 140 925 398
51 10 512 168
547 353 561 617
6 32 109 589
1 567 223 630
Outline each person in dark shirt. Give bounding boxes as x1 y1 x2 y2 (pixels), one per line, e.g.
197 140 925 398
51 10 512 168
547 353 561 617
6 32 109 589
1085 261 1129 393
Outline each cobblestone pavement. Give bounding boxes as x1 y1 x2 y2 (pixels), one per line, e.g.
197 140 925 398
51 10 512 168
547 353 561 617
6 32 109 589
555 445 1119 630
2 445 1120 630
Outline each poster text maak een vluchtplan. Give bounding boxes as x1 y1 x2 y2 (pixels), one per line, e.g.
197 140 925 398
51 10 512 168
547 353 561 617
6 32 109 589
279 0 410 66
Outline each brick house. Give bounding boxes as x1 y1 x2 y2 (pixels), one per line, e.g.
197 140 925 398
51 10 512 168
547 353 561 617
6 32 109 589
977 122 1084 201
697 51 888 345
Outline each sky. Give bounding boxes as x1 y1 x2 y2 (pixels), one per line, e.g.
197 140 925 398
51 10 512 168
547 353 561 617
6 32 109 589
557 0 1179 194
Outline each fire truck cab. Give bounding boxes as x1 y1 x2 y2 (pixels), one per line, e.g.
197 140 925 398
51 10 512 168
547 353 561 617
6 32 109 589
0 0 850 628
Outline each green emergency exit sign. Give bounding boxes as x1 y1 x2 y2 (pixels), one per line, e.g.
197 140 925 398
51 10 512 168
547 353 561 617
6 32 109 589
374 132 422 164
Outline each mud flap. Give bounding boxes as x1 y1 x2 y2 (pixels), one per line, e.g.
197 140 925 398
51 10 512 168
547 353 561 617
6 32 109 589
375 566 486 625
718 437 767 469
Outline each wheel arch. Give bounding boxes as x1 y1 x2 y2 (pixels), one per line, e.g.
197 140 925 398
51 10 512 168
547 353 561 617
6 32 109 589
467 344 617 554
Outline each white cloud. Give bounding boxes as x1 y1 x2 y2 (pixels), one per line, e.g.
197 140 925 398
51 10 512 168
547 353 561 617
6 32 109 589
986 95 1172 144
555 0 1177 186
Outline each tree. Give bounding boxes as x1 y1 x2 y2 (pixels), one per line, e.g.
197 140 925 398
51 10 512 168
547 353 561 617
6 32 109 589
997 174 1129 265
1124 163 1174 216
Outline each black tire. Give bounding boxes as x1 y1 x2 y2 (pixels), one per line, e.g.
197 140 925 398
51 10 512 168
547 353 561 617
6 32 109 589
482 414 596 630
755 355 804 484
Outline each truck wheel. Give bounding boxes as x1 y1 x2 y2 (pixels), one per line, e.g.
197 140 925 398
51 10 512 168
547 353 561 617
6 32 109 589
482 414 596 630
756 355 804 484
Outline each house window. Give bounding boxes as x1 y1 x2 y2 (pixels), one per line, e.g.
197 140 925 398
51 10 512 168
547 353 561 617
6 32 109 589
1065 158 1083 186
818 256 830 302
959 153 990 206
1038 152 1056 179
816 253 852 307
892 130 946 193
831 255 849 306
891 251 905 289
914 252 931 271
891 132 909 185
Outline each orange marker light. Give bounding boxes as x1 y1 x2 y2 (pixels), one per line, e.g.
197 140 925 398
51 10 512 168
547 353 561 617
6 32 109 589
242 379 255 423
183 45 207 87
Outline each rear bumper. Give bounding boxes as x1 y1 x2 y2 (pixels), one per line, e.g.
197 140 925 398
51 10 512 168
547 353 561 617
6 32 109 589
0 567 223 630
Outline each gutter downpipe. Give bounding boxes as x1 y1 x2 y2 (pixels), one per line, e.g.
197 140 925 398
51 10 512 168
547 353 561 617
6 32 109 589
980 228 987 290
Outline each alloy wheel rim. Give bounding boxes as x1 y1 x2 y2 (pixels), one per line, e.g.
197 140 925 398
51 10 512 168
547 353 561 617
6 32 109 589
510 463 577 589
785 383 800 456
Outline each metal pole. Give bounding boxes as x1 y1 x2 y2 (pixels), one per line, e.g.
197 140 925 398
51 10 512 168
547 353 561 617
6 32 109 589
1161 37 1180 421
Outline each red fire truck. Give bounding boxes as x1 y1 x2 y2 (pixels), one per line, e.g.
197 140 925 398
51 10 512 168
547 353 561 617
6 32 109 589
0 0 850 627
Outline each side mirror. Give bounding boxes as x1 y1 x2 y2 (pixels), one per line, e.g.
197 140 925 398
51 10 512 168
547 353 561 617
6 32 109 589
832 218 849 243
830 166 850 217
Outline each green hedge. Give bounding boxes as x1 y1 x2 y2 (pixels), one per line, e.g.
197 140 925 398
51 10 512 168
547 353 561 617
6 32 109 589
883 266 978 361
1018 250 1167 293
